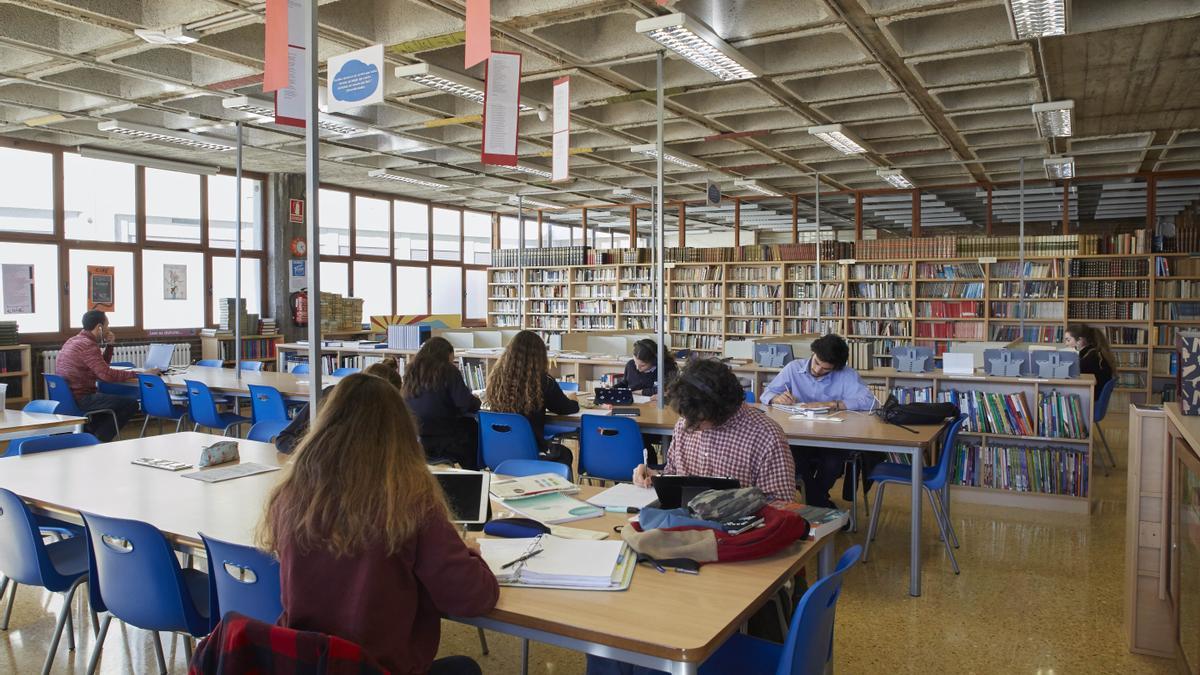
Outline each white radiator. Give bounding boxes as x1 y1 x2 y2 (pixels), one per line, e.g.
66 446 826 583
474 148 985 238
40 342 193 377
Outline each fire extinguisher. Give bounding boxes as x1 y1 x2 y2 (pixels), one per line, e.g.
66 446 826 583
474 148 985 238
291 290 308 327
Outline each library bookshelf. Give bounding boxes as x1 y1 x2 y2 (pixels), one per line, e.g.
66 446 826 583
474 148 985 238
200 334 283 369
0 345 32 409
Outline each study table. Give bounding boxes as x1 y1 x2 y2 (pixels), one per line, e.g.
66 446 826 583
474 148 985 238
159 366 342 400
0 432 837 675
0 409 86 442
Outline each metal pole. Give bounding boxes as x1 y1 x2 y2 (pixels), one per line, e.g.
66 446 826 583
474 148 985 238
304 0 323 412
815 173 822 330
235 121 242 382
655 50 665 410
517 196 525 331
1018 157 1025 340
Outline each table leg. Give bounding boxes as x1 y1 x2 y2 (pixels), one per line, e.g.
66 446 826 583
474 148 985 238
818 541 834 578
909 446 922 597
671 663 698 675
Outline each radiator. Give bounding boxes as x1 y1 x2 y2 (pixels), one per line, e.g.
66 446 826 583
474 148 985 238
40 342 193 379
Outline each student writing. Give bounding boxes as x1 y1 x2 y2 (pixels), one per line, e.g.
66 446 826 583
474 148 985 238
485 330 579 465
403 337 482 469
615 338 677 397
1065 323 1115 394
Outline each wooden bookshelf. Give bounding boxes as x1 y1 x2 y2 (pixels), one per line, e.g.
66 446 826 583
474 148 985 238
0 344 32 409
200 334 283 369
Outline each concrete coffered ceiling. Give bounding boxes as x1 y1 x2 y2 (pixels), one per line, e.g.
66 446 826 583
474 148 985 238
0 0 1197 234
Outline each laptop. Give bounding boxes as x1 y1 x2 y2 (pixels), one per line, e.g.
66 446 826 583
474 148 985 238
144 343 176 371
433 469 492 525
650 474 740 510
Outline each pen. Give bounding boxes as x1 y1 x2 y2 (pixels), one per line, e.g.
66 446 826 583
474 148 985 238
604 506 640 514
501 548 543 569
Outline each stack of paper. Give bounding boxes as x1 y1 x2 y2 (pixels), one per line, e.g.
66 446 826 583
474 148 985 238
502 492 603 524
479 535 631 589
490 472 579 500
586 483 658 510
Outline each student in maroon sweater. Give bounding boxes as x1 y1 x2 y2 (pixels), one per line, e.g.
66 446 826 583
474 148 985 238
259 373 499 675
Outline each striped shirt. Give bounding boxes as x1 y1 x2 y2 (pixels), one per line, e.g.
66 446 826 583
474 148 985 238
55 330 135 398
662 405 796 503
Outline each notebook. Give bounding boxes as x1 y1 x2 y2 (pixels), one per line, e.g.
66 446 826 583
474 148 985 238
501 492 604 524
478 535 634 590
586 483 658 511
490 472 579 500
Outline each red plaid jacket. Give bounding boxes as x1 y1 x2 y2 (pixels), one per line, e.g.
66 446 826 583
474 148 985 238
189 612 389 675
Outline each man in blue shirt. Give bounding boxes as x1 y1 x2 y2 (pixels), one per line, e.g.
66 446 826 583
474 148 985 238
762 334 877 507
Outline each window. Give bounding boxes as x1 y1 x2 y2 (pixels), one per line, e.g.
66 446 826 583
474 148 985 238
466 269 487 320
525 218 539 249
572 226 582 246
551 224 570 247
142 250 204 329
318 189 350 255
353 261 392 321
64 153 136 242
464 211 492 265
208 175 264 249
355 196 389 256
319 261 349 297
0 243 58 332
499 216 519 249
69 249 135 327
144 168 201 243
432 207 461 261
211 257 262 322
394 200 428 261
431 266 462 314
0 147 54 234
395 266 428 314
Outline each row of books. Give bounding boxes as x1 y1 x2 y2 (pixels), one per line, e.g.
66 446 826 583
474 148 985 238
915 321 986 339
671 266 722 281
1067 302 1148 321
939 389 1034 437
846 339 875 370
572 285 614 298
573 300 616 314
1155 255 1200 277
1103 326 1149 345
1156 223 1199 253
1152 352 1178 376
527 316 569 330
527 269 570 283
621 300 658 314
850 282 913 298
1156 280 1200 298
918 281 984 298
671 284 722 298
727 266 783 281
528 300 569 313
1067 280 1149 297
1068 258 1149 277
671 317 723 333
671 300 722 314
727 284 782 298
587 248 648 265
1159 302 1200 321
574 269 618 282
672 333 722 351
728 319 782 335
574 317 617 330
991 260 1062 278
1078 230 1150 255
849 320 910 337
728 301 780 315
622 317 657 330
1115 350 1148 368
915 300 982 318
1036 390 1090 439
849 263 911 280
286 353 337 374
386 324 430 350
855 236 957 260
949 440 1088 497
214 338 277 361
492 246 588 267
491 270 519 284
916 262 985 279
459 358 487 389
526 286 567 298
786 264 839 281
990 302 1064 319
991 281 1061 299
990 324 1064 342
849 301 912 318
958 234 1080 257
788 319 842 336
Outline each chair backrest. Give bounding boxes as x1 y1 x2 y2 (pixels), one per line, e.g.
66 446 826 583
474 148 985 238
110 361 136 368
22 400 59 415
290 363 310 375
43 374 83 416
556 380 579 393
138 373 180 419
331 367 359 377
495 458 571 480
247 420 290 444
777 545 861 675
200 533 282 629
478 411 540 470
81 511 209 636
929 415 967 488
247 384 289 424
239 361 264 372
0 488 72 588
185 380 226 430
1094 378 1117 423
196 360 224 368
744 390 756 403
191 613 386 675
579 414 645 482
20 432 100 455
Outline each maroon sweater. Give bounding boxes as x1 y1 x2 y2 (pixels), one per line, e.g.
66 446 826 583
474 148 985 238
278 514 499 675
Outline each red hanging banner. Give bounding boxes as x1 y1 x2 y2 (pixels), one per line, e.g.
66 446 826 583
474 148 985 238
464 0 491 69
481 51 521 167
263 0 289 92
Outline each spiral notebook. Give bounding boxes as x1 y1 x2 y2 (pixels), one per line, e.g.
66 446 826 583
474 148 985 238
478 535 634 591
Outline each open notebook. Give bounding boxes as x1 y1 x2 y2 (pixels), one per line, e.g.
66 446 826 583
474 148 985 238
478 535 634 591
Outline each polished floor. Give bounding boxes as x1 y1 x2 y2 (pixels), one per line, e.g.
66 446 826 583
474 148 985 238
0 420 1175 674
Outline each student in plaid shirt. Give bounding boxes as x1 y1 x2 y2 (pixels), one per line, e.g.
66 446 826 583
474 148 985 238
633 358 796 503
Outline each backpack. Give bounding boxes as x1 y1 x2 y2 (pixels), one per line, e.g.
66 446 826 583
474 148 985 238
876 395 959 427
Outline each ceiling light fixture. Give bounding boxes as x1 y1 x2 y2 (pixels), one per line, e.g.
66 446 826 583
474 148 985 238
1031 99 1074 138
634 13 761 81
1007 0 1068 39
395 63 535 112
877 169 914 189
133 26 200 45
1043 156 1075 180
807 124 869 155
508 164 553 179
97 120 235 151
734 180 783 197
630 143 702 169
76 146 219 175
612 187 652 201
221 95 377 137
508 195 560 209
367 169 449 190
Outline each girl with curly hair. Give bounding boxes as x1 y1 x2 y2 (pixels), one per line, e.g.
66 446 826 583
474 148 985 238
484 330 578 464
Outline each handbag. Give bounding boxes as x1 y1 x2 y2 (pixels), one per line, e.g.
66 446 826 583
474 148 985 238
593 386 633 405
876 395 959 427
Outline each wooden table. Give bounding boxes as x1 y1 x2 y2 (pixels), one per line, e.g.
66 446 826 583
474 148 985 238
161 366 342 400
553 401 945 597
0 409 86 442
0 433 836 674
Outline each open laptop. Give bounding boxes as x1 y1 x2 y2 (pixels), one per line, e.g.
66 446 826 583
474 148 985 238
650 475 740 510
144 343 176 371
433 469 492 525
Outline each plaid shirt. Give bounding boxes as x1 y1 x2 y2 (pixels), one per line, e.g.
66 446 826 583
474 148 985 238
189 612 388 675
55 330 134 398
663 405 796 503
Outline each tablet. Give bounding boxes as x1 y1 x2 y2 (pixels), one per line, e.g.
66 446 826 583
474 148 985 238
651 474 740 510
433 470 491 525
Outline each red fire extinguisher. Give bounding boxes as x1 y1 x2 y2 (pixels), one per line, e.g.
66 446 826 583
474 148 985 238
291 290 308 327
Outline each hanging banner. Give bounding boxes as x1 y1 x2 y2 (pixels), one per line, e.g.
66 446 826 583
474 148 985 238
1 264 33 314
464 0 491 69
481 51 521 167
327 44 384 113
263 0 289 92
275 0 308 128
552 76 570 182
87 265 114 312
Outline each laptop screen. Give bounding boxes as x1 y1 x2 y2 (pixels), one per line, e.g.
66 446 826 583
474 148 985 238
144 343 175 371
433 470 491 524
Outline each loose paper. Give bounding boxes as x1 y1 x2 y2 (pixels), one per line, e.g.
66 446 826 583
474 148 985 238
552 76 569 182
481 51 521 167
182 462 280 483
326 44 383 113
163 264 187 300
87 265 114 312
464 0 491 69
274 0 307 128
1 264 33 314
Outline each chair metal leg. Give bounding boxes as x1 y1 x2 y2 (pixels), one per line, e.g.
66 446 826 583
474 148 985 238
848 455 860 532
42 579 84 675
0 576 7 620
520 638 529 675
85 614 112 675
1099 426 1117 472
175 416 186 433
476 627 489 655
140 415 151 438
184 634 194 664
2 580 17 630
64 595 75 651
771 592 789 640
152 630 168 674
862 483 886 563
941 488 960 549
193 422 199 432
926 488 960 575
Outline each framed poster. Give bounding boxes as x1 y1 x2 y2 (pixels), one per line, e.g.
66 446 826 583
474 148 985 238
163 264 187 300
87 265 115 312
1 264 34 314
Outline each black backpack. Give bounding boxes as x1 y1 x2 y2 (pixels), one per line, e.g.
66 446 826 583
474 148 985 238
876 395 959 428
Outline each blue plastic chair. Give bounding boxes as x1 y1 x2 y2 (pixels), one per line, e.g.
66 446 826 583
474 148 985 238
478 411 541 471
137 374 188 437
579 414 645 483
698 545 862 675
495 458 571 480
239 361 264 372
184 380 250 436
44 374 119 441
863 416 966 574
744 390 756 403
247 420 290 444
199 533 281 629
97 362 140 399
20 433 100 455
81 511 210 674
331 367 359 377
0 488 93 675
1094 378 1117 474
3 401 60 457
556 381 579 392
247 384 289 424
290 363 310 375
195 359 224 368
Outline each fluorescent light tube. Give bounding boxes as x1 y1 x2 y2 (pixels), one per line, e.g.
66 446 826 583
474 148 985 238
76 146 220 175
807 124 869 155
134 26 199 45
395 63 535 112
1008 0 1067 39
222 95 377 137
1043 156 1075 179
877 169 914 189
508 164 553 179
630 144 702 169
367 169 449 189
734 180 783 197
612 188 652 201
97 120 235 152
1031 100 1074 138
634 13 761 81
508 195 560 209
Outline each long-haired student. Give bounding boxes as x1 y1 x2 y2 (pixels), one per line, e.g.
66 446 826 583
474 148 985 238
1065 323 1115 394
485 330 579 465
260 374 498 675
402 336 482 468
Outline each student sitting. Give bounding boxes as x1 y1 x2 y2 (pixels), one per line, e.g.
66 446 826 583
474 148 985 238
1065 323 1114 395
274 358 403 454
402 337 482 468
616 338 677 398
485 330 579 465
761 334 876 508
633 358 795 503
260 373 498 675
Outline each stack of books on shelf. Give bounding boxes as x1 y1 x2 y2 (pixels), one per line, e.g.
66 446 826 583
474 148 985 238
318 293 363 332
855 236 956 260
218 298 254 334
1154 221 1199 253
459 358 487 389
1036 390 1089 439
1068 258 1149 277
1078 230 1150 255
847 339 874 370
259 318 278 336
991 324 1064 342
1068 301 1148 321
0 321 17 346
587 248 643 265
957 234 1079 257
890 385 933 404
951 440 1088 497
938 389 1034 436
387 324 430 350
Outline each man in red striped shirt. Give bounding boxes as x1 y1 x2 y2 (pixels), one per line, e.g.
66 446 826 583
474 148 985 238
55 310 158 441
